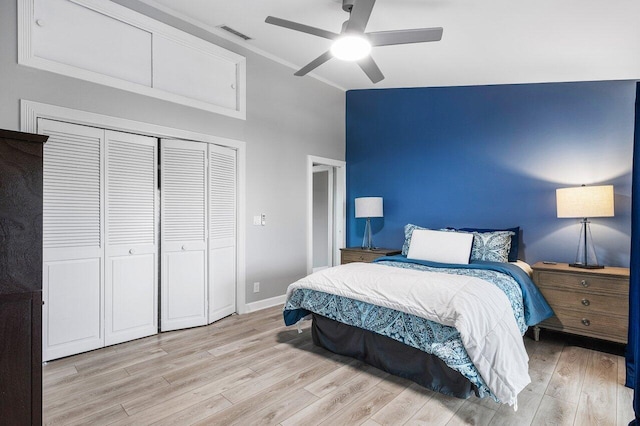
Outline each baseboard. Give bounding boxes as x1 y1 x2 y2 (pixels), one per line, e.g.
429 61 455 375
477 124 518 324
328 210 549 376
244 294 286 313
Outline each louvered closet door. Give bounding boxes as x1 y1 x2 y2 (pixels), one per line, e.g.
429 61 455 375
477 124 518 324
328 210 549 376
105 131 158 345
40 119 104 361
208 144 237 323
160 139 208 331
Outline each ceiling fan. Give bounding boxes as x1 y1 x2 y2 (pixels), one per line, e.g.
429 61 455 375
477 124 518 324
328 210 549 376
265 0 443 84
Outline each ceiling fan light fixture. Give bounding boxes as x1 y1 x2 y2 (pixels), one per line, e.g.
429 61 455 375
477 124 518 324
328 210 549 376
330 35 371 61
265 0 443 83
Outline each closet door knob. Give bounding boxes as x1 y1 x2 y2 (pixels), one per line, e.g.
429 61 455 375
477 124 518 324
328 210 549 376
581 298 590 306
129 249 135 255
35 19 45 27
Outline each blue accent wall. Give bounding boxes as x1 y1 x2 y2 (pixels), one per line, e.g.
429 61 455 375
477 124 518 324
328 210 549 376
346 81 636 267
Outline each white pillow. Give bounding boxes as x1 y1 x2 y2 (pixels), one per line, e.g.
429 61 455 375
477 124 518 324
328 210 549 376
407 229 474 264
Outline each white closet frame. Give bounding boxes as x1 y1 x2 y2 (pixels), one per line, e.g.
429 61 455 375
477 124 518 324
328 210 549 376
21 100 247 319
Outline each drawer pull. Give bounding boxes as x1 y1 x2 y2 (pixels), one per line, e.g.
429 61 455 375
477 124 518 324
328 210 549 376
580 280 589 288
581 318 591 326
581 299 590 306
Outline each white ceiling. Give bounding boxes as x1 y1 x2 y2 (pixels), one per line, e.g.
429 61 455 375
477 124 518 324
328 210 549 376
142 0 640 91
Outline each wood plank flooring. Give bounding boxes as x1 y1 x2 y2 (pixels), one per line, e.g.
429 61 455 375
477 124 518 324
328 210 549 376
43 306 635 425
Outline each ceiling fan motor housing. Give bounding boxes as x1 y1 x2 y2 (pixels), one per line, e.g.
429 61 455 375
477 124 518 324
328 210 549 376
342 0 356 13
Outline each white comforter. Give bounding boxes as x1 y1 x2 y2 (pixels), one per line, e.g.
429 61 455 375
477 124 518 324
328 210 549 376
286 262 530 406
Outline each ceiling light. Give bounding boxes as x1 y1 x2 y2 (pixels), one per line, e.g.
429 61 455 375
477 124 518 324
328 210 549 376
330 35 371 61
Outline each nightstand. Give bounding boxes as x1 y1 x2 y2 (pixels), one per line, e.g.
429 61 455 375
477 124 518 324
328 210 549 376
531 262 629 344
340 247 401 265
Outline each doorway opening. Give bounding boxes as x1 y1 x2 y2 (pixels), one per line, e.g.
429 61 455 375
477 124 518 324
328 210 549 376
307 156 346 274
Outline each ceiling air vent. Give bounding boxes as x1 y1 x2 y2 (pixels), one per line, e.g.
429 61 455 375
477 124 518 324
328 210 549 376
218 25 252 41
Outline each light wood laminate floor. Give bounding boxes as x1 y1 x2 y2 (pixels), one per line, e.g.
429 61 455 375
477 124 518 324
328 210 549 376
43 306 635 425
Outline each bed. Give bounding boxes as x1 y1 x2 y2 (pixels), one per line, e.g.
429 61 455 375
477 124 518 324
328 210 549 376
283 225 553 407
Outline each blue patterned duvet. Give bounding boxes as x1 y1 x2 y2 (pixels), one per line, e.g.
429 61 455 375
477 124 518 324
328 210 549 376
284 258 549 401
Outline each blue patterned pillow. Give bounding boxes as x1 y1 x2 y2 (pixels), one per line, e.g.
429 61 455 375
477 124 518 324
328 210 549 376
402 224 427 256
459 226 520 262
467 230 514 263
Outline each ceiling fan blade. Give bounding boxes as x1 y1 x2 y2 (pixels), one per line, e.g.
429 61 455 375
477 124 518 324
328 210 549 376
265 16 339 40
357 55 384 84
367 28 443 46
294 51 333 76
345 0 376 33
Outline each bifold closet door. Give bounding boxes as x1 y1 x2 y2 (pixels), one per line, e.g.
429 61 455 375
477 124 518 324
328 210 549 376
160 139 208 331
40 119 105 361
41 120 159 360
105 130 158 345
208 144 237 323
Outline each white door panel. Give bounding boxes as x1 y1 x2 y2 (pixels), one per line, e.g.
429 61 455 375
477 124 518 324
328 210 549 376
209 246 235 321
43 258 102 360
33 0 152 86
164 250 207 327
41 120 160 359
107 253 156 343
208 144 237 323
42 123 103 252
40 119 105 362
105 131 158 345
161 139 208 331
153 33 237 109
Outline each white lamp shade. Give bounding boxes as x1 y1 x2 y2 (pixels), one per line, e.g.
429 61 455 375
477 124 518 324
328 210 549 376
556 185 614 218
355 197 383 218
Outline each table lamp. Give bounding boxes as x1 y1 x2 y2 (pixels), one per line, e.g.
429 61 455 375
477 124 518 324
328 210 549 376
355 197 383 250
556 185 614 268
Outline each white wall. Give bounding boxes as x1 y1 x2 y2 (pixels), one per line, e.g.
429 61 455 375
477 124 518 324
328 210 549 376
0 0 345 304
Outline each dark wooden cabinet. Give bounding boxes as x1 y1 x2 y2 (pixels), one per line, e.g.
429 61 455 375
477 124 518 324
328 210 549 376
0 129 47 425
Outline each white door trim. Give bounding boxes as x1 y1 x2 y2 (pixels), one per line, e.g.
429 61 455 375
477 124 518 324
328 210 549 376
307 155 346 275
21 99 248 314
